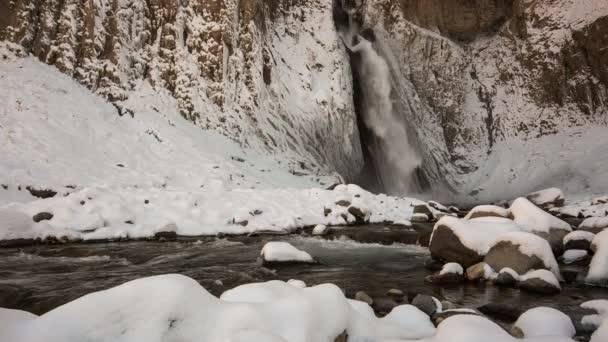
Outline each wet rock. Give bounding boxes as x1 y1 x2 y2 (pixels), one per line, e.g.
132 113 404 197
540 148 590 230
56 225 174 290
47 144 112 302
478 303 522 322
32 212 53 222
335 200 351 207
466 262 491 281
386 289 405 302
372 298 398 316
533 229 570 256
495 269 518 287
411 213 430 222
354 291 373 305
425 271 463 285
413 204 433 219
324 208 332 217
25 186 57 198
429 224 484 268
347 206 368 223
424 258 444 272
411 294 440 316
484 233 558 277
519 272 561 294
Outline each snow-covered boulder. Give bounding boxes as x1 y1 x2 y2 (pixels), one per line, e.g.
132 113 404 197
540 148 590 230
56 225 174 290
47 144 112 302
429 216 521 267
525 188 565 209
562 249 589 265
428 315 514 342
586 230 608 286
426 263 464 285
484 231 561 279
563 230 595 251
259 242 315 266
312 224 328 236
512 307 575 338
581 300 608 334
510 197 572 254
494 268 519 287
464 205 511 220
518 269 561 294
579 217 608 234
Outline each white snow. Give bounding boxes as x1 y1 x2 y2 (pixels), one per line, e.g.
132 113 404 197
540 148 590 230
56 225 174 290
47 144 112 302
563 249 588 264
312 224 328 236
514 307 575 338
287 279 307 289
464 205 510 220
260 242 314 263
580 217 608 231
510 198 572 233
581 300 608 342
490 231 562 279
586 230 608 285
564 230 595 244
526 188 565 208
439 263 464 276
431 216 522 255
520 269 561 289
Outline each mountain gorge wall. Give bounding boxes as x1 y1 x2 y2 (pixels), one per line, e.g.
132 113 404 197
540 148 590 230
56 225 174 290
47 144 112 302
0 0 364 180
2 0 607 201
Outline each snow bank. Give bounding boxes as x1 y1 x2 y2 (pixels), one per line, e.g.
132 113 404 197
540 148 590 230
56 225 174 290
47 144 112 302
510 198 571 233
586 230 608 285
513 307 575 338
0 185 417 241
260 242 314 263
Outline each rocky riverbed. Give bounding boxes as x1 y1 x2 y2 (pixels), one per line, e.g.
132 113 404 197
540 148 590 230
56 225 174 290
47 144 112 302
0 224 606 339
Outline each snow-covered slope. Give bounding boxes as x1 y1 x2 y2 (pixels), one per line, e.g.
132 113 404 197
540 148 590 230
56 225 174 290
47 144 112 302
0 46 418 240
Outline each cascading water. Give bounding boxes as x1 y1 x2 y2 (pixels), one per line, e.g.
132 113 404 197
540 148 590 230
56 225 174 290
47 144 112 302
336 0 424 195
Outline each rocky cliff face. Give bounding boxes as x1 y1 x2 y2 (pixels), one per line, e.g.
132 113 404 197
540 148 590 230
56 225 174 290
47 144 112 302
345 0 608 200
2 0 607 200
0 0 363 180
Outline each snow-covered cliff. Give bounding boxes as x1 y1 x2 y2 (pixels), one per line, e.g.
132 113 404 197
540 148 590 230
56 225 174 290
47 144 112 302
0 0 363 180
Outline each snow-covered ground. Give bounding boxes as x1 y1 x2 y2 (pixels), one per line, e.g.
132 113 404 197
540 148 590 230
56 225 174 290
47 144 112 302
0 45 419 241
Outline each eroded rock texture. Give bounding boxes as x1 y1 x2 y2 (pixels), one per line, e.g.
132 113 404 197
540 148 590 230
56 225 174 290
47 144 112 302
0 0 363 179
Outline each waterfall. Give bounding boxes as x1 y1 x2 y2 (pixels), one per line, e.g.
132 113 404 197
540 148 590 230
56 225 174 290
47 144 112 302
337 1 423 195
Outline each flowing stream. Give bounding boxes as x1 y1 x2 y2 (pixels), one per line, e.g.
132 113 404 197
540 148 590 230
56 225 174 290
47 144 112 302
0 226 603 334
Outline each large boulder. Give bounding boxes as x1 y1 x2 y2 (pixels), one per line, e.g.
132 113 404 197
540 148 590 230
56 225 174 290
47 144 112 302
510 197 572 255
484 232 561 279
429 216 520 268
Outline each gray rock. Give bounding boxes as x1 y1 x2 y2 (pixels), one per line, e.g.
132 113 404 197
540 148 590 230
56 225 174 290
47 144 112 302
429 225 484 268
411 294 439 316
354 291 373 306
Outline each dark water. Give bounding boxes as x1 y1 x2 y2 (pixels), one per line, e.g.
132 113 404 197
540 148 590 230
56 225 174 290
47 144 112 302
0 226 606 331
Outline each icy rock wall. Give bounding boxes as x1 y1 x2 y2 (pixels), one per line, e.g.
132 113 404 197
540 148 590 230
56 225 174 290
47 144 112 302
0 0 364 180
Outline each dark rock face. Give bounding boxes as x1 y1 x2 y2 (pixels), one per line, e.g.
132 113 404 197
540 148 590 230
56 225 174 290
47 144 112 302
519 277 560 294
494 270 517 287
32 212 53 223
429 225 483 268
564 239 591 252
478 303 521 323
484 241 548 276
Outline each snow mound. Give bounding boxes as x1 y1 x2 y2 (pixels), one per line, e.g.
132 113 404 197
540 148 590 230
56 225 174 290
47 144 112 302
510 198 571 233
464 205 511 220
563 249 588 264
260 242 314 263
440 263 464 276
586 230 608 285
514 307 575 338
564 230 595 244
521 269 561 289
580 217 608 231
526 188 565 208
